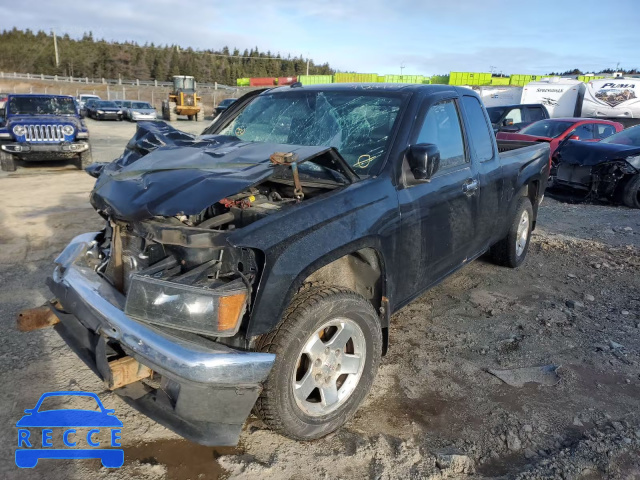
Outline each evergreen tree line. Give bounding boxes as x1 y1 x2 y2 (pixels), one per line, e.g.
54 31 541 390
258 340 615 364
547 67 639 76
0 28 334 85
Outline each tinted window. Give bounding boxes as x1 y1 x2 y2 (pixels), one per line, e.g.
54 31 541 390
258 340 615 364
528 107 546 122
462 96 494 162
487 107 505 124
569 124 594 140
594 124 617 139
417 99 466 171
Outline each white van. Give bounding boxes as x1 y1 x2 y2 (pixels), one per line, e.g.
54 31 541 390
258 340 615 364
521 78 586 118
581 78 640 123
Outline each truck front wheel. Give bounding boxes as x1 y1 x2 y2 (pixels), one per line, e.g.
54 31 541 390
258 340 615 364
490 197 533 268
74 149 93 170
255 285 382 440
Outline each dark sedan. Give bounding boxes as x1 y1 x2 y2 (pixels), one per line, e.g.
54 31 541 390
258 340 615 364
91 101 123 121
214 98 237 116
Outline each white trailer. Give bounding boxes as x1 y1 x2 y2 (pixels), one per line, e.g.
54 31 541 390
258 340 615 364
581 78 640 125
476 86 523 107
521 78 586 118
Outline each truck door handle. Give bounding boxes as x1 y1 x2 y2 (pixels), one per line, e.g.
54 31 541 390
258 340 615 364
462 179 479 194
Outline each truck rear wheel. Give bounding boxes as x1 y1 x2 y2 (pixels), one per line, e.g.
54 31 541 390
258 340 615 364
0 150 16 172
490 197 533 268
622 174 640 209
255 285 382 441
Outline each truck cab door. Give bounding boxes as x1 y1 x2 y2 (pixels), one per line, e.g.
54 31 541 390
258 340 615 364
459 95 503 253
395 95 479 305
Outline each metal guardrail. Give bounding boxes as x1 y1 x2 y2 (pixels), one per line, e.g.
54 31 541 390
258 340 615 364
0 71 236 91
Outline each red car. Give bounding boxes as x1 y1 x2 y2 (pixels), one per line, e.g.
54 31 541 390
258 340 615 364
496 118 624 158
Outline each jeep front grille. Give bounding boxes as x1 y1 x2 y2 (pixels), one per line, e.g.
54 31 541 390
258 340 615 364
24 125 64 142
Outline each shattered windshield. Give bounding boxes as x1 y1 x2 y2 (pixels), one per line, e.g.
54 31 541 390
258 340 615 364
8 96 76 115
214 91 403 175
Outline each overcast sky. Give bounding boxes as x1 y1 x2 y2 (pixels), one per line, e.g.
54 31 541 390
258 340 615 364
3 0 639 75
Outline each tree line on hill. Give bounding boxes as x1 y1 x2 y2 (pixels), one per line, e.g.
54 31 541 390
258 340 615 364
0 28 334 85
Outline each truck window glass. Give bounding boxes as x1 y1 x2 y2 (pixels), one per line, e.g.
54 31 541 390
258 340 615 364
416 99 466 171
504 108 522 124
217 91 403 176
461 96 494 162
528 107 546 122
570 124 594 140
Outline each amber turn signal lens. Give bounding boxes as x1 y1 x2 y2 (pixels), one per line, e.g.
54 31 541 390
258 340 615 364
217 293 247 332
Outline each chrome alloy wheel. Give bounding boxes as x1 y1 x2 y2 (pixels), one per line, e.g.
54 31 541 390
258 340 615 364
292 317 366 416
516 209 530 257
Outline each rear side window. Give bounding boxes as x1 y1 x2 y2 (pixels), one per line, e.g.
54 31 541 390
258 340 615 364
528 107 546 122
462 96 494 162
416 99 466 171
594 123 616 139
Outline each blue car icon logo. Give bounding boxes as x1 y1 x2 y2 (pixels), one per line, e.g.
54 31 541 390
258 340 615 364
16 391 123 468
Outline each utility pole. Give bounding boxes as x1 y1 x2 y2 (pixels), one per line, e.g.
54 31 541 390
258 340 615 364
52 29 60 68
306 58 310 76
400 62 405 77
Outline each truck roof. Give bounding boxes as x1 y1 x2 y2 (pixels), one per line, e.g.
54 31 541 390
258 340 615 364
267 83 462 94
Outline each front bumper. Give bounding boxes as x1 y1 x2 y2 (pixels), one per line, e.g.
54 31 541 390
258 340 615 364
46 233 275 446
96 112 120 120
131 113 157 121
1 142 89 160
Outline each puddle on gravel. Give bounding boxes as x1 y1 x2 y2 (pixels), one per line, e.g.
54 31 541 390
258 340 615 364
123 439 240 479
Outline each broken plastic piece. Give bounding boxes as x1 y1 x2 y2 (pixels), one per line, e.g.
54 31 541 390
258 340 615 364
487 365 561 387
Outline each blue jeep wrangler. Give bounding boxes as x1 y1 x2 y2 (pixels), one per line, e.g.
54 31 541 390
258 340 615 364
0 94 92 171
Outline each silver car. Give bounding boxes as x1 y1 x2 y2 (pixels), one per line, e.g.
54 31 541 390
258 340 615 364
125 101 157 121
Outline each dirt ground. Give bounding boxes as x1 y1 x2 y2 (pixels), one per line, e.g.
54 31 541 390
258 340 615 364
0 119 639 479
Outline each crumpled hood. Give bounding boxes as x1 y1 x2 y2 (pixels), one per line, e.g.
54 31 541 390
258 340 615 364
90 121 331 221
556 139 640 166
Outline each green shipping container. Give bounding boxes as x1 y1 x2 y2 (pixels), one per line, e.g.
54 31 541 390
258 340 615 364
491 77 511 86
334 72 378 83
509 74 542 86
381 75 425 84
450 72 492 86
236 78 250 87
298 75 334 85
577 75 605 83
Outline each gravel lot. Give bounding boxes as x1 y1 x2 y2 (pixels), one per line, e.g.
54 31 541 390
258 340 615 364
0 119 639 479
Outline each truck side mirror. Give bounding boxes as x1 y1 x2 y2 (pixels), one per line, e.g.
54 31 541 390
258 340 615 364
407 143 440 181
503 119 514 126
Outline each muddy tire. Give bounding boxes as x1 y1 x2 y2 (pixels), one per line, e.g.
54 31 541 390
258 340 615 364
622 174 640 209
491 197 533 268
74 149 93 170
0 150 16 172
255 285 382 441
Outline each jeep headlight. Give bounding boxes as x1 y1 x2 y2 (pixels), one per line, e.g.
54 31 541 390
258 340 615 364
12 125 26 136
61 125 74 136
124 275 247 336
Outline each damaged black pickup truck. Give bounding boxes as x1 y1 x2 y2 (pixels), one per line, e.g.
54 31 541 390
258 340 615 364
41 84 550 446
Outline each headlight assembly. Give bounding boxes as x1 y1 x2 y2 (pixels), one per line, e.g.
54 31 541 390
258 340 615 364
61 125 75 136
97 110 104 114
12 125 26 136
124 275 247 336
